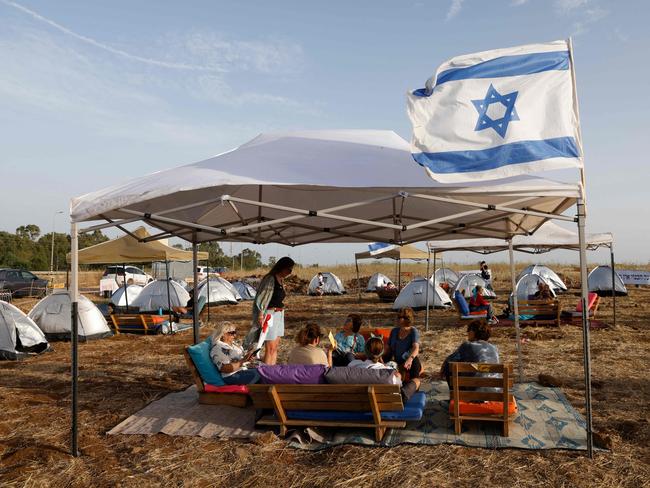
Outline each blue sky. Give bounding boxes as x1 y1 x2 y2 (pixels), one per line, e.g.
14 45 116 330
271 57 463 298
0 0 647 266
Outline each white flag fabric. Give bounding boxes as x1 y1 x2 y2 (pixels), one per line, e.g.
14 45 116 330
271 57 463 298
368 242 396 256
407 40 583 183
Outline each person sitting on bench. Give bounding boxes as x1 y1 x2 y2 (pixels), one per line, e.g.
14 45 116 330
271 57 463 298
469 285 498 324
331 313 366 366
209 322 260 385
349 336 421 401
383 307 422 380
288 323 332 366
440 320 500 388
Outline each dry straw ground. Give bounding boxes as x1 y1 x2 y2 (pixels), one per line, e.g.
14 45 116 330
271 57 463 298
1 263 649 487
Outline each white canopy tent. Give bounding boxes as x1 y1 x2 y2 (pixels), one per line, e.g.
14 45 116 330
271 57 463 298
69 129 593 456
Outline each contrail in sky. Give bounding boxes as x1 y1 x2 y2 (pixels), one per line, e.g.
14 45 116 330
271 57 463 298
1 0 223 71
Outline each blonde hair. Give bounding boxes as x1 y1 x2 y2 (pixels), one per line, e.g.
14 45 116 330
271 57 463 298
211 321 234 343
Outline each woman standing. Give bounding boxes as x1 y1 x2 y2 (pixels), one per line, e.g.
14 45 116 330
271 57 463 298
244 256 295 365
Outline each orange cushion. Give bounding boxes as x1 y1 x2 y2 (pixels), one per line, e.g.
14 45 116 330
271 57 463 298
449 398 518 415
149 315 168 324
468 310 487 316
359 327 392 342
576 293 598 313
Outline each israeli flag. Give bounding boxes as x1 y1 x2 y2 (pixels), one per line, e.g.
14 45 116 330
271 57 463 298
368 242 396 255
407 40 583 183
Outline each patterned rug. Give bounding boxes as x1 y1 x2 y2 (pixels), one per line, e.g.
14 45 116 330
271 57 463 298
291 382 591 451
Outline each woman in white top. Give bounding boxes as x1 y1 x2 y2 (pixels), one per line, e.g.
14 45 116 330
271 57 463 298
210 322 260 385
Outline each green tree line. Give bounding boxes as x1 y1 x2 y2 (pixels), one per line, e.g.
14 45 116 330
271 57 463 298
1 225 267 271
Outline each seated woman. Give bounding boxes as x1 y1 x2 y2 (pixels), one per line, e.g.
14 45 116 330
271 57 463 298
383 307 422 380
469 285 497 324
349 337 420 401
532 282 553 300
439 320 499 388
288 323 332 366
332 313 366 366
209 322 260 385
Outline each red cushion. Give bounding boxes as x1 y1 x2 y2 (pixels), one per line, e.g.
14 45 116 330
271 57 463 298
468 310 487 316
204 384 249 394
449 398 518 415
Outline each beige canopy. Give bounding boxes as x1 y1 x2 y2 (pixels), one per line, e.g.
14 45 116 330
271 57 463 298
354 244 429 261
67 227 208 264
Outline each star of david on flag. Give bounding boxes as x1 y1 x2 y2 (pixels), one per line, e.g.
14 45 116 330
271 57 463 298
407 40 583 183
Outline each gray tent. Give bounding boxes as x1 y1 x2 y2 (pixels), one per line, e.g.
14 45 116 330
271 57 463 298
588 266 627 297
198 277 241 304
110 285 143 307
515 273 557 300
366 272 393 292
434 268 459 287
453 274 497 299
517 264 567 292
392 277 451 310
0 300 49 360
308 272 346 295
232 281 256 300
28 291 112 340
131 279 191 311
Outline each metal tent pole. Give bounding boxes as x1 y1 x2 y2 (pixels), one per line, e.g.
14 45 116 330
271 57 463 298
70 221 80 457
206 255 211 322
398 258 402 289
424 249 431 331
578 199 594 458
123 263 129 313
165 260 173 326
355 257 361 303
192 235 199 345
610 242 616 328
508 240 523 383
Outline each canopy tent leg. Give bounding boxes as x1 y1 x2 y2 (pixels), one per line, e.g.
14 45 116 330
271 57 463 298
123 263 129 313
192 235 199 345
165 260 173 326
610 243 616 328
424 249 431 331
578 199 594 458
206 255 210 322
355 258 361 303
70 221 80 457
508 240 523 383
398 258 402 289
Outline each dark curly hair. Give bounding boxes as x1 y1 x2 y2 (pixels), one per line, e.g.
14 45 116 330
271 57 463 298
467 320 491 341
347 313 363 333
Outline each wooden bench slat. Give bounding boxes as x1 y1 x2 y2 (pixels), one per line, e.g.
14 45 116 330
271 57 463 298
450 363 512 374
266 392 401 403
248 384 400 393
256 416 407 429
451 377 515 388
276 401 404 412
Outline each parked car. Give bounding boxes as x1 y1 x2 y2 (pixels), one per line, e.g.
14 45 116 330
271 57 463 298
100 265 153 297
196 266 224 281
0 268 49 298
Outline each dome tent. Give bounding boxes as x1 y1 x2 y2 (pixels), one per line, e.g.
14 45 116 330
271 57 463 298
197 277 241 304
392 277 451 310
366 273 393 292
588 266 627 297
308 272 346 295
515 273 557 300
453 274 496 299
28 290 112 340
0 300 50 360
517 264 567 293
110 285 143 307
232 281 256 300
433 268 459 287
131 279 191 312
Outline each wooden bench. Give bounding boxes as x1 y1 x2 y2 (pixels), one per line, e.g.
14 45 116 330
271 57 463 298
450 362 516 436
183 347 250 407
110 314 168 335
248 384 406 441
516 299 561 327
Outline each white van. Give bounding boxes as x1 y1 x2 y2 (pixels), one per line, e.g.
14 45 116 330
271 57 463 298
99 266 153 297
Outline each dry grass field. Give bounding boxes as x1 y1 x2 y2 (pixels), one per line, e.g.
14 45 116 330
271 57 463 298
1 263 649 487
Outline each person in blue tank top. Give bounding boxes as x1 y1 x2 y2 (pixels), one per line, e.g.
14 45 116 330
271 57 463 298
332 313 366 366
383 307 422 379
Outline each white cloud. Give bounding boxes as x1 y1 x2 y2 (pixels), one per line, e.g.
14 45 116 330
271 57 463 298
554 0 590 13
572 6 608 36
511 0 529 6
445 0 464 21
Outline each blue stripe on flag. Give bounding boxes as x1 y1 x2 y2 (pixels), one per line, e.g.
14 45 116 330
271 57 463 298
368 242 392 252
412 137 580 174
412 51 570 96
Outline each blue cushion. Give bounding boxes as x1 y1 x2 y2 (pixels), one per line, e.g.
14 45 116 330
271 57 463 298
285 391 427 422
455 291 470 316
187 338 225 386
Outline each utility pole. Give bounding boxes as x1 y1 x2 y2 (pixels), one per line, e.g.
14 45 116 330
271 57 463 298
50 211 63 272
